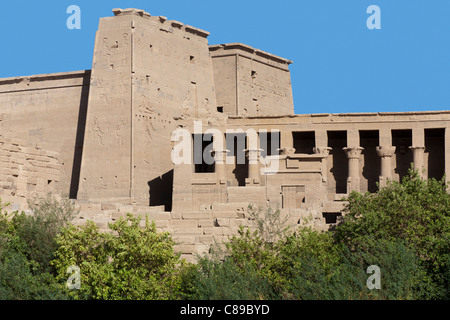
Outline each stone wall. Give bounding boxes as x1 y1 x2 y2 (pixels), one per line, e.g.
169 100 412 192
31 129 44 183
210 43 294 117
0 136 60 212
0 70 90 198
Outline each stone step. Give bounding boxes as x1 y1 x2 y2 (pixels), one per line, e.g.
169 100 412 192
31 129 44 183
212 211 243 219
322 201 346 212
211 202 250 212
75 201 165 214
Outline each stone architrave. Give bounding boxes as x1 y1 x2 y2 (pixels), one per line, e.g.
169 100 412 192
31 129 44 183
343 147 364 193
376 146 396 188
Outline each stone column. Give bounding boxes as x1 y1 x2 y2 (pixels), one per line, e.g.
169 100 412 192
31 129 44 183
280 131 293 152
376 146 396 188
409 146 426 179
313 147 332 183
245 149 262 185
211 149 229 184
343 147 364 193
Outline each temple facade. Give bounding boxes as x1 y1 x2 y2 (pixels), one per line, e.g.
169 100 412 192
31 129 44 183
1 8 449 260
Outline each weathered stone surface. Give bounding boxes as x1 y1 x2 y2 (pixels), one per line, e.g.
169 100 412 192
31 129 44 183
0 8 449 261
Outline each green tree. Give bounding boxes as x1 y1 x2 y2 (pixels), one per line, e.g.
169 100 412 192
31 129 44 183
184 197 445 300
0 195 75 299
51 214 186 300
334 168 450 299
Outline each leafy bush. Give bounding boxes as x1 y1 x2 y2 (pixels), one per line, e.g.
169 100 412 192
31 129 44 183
185 256 278 300
184 189 447 300
0 250 67 300
1 167 447 300
51 214 186 300
334 168 450 299
0 195 75 300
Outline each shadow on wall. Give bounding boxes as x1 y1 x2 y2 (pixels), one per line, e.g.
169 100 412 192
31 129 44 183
360 130 380 193
392 129 413 182
148 170 174 212
328 131 347 194
425 128 445 180
70 70 91 199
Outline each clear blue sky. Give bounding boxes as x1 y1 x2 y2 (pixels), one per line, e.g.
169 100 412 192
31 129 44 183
1 0 450 114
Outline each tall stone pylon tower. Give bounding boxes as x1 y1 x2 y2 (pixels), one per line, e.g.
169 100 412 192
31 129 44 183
77 8 220 206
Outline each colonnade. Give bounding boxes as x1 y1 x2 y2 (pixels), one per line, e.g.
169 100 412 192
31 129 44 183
208 127 449 193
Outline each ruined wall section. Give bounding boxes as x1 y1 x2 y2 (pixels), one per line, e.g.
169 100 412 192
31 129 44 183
0 136 60 211
0 71 90 197
210 43 294 117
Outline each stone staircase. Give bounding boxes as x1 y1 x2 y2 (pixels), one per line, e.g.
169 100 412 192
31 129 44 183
71 195 348 263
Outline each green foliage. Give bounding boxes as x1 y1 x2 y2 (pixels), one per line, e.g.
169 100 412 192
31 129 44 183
184 186 448 300
1 167 448 300
335 168 450 299
345 237 435 300
0 195 75 300
246 205 289 243
0 249 67 300
51 214 186 300
185 257 278 300
21 195 78 273
275 228 357 300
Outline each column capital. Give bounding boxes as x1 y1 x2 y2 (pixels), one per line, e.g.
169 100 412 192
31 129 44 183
343 147 364 159
210 149 229 162
376 146 396 158
278 147 296 155
245 148 263 160
313 147 332 156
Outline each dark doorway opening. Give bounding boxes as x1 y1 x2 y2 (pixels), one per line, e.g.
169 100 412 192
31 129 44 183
193 134 215 173
392 129 413 182
226 133 247 186
360 130 380 193
425 128 445 180
148 170 173 212
327 131 348 194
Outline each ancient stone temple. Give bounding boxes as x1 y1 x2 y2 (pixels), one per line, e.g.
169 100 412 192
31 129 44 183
1 8 449 261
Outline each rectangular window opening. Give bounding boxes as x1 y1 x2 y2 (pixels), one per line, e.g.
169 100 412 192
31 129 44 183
259 131 280 157
323 212 342 224
425 128 445 180
293 131 316 154
193 134 214 173
327 130 348 194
